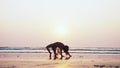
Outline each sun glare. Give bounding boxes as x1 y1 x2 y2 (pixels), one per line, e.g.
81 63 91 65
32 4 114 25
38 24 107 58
55 26 67 36
55 63 69 68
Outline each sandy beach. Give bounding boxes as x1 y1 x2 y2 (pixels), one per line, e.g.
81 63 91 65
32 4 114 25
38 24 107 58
0 53 120 68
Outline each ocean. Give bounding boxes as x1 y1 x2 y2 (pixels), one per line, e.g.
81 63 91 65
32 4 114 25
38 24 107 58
0 47 120 60
0 47 120 54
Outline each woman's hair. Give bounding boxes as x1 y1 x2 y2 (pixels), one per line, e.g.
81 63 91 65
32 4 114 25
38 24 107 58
64 45 69 52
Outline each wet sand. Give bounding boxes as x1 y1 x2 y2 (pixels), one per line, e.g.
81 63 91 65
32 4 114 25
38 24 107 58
0 53 120 68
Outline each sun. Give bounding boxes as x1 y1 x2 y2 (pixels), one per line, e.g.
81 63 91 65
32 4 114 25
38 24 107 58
57 27 66 35
55 26 68 36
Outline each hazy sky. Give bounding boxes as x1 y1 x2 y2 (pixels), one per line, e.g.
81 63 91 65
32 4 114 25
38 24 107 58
0 0 120 47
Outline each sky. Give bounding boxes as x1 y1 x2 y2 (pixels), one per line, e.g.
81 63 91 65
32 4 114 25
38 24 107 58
0 0 120 47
